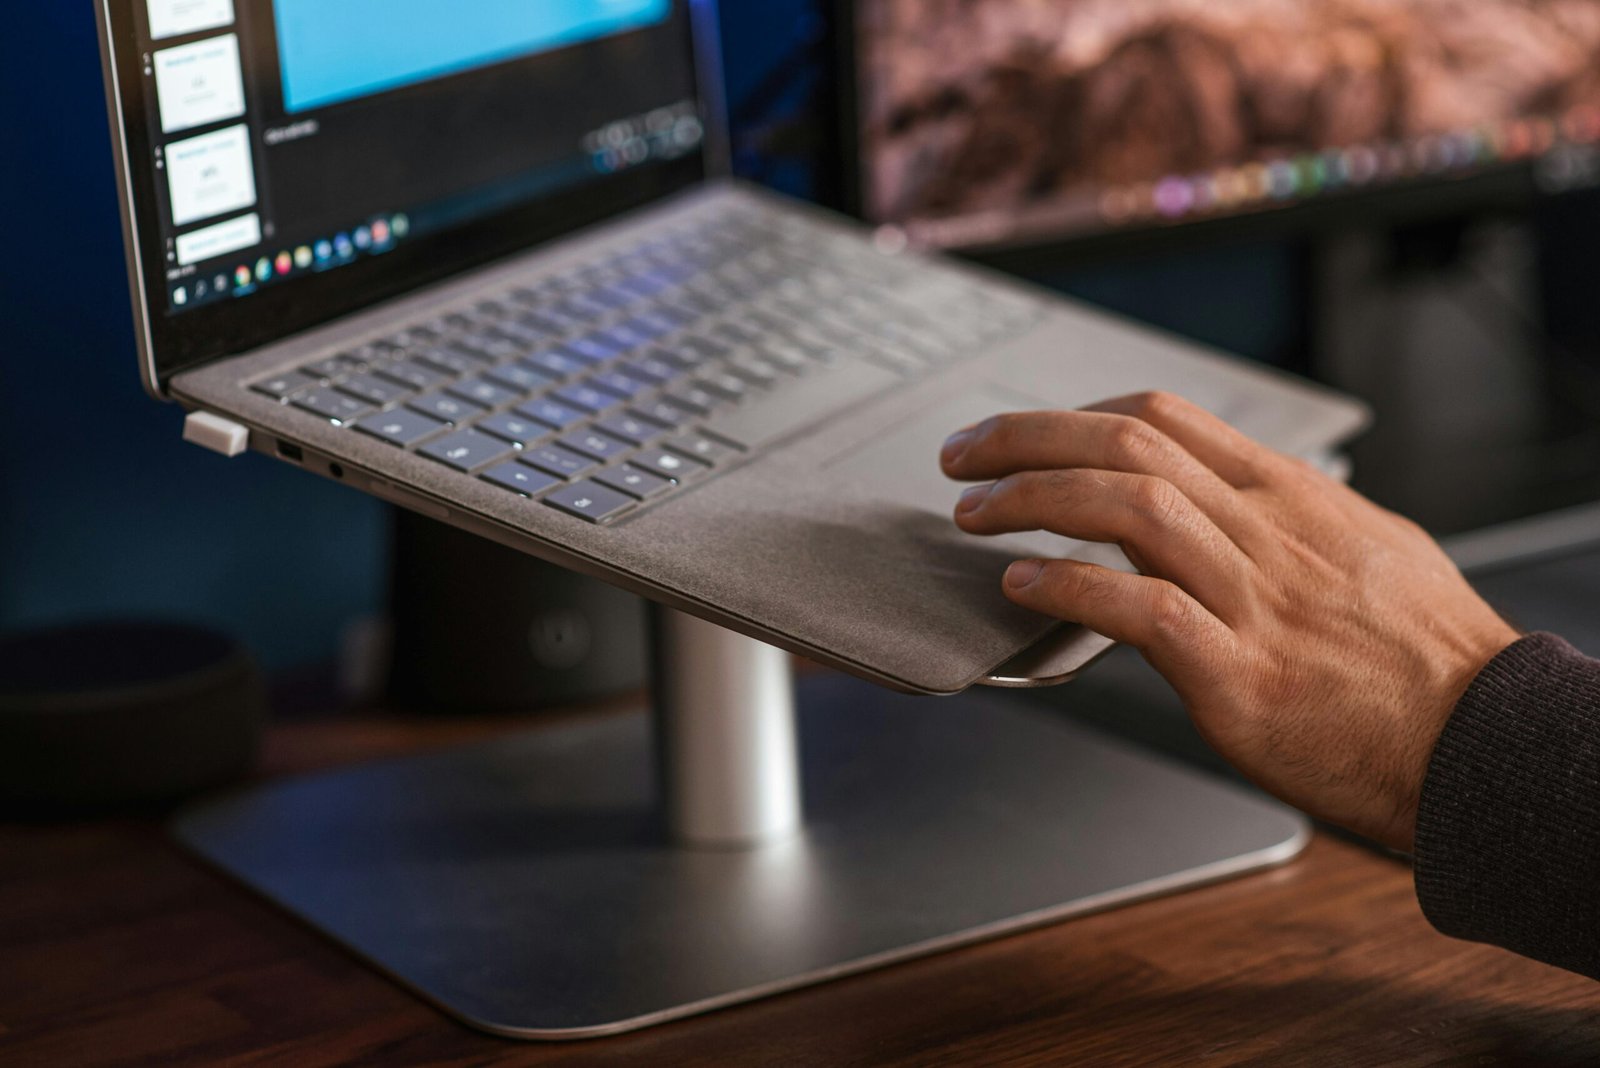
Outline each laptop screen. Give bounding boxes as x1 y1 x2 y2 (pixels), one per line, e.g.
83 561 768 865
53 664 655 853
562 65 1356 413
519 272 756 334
103 0 708 390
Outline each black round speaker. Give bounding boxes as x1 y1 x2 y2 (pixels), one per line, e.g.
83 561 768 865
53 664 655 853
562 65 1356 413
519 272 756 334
384 510 648 713
0 621 266 816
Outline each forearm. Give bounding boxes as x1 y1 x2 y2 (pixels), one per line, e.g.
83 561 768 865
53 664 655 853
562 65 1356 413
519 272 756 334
1415 633 1600 980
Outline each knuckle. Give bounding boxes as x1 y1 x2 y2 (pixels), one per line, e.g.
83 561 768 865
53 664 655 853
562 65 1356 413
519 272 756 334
1129 390 1185 423
1238 443 1294 487
1041 468 1085 506
1127 476 1184 528
1146 583 1197 640
1106 417 1164 468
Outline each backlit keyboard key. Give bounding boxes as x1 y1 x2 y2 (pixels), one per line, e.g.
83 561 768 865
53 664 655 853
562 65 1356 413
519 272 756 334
553 385 626 414
523 349 588 380
408 391 484 426
593 411 668 446
557 429 629 463
632 447 710 482
253 372 318 401
664 433 737 464
619 355 686 386
447 376 520 409
338 373 411 406
477 412 548 447
354 408 448 447
301 354 363 380
293 390 371 424
419 429 514 472
516 397 589 431
521 444 599 480
543 480 635 523
595 463 674 500
414 347 480 376
376 360 448 391
587 370 646 399
566 335 625 362
483 361 556 393
481 461 561 497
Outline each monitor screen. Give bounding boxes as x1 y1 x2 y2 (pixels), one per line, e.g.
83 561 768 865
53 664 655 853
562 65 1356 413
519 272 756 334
854 0 1600 250
107 0 706 385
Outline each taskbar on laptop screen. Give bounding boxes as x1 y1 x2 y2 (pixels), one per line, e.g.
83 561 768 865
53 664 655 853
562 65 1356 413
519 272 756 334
163 98 704 314
128 0 703 321
856 0 1600 251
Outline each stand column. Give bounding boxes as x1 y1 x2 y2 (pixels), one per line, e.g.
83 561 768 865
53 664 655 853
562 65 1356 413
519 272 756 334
650 607 802 848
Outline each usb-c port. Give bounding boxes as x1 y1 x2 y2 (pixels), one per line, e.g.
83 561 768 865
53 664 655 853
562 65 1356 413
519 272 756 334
277 440 303 463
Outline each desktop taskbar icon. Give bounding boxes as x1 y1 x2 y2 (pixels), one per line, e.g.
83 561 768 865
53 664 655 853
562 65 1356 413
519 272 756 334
170 213 414 311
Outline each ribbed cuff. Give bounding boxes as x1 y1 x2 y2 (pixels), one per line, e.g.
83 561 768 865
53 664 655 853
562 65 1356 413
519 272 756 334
1414 632 1600 979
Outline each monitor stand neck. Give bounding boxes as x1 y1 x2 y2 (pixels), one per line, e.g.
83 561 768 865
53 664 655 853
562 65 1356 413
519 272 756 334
651 606 802 848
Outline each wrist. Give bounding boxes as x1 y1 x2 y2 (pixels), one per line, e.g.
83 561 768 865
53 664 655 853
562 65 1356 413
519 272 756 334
1385 621 1521 853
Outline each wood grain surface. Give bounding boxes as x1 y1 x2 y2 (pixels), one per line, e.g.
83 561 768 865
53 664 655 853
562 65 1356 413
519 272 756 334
4 711 1600 1067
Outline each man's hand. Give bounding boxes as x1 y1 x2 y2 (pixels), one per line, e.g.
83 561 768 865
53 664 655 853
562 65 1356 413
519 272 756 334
941 392 1519 852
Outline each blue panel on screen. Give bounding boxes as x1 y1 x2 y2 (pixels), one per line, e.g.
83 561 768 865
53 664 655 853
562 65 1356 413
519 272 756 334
274 0 672 113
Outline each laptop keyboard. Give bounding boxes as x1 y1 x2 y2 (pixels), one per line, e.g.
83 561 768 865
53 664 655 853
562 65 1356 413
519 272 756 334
250 203 1039 524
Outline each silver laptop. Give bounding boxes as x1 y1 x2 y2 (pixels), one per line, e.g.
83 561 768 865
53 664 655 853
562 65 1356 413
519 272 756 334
97 0 1366 695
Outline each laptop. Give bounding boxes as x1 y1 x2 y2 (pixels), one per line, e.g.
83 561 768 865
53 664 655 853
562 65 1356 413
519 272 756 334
97 0 1366 695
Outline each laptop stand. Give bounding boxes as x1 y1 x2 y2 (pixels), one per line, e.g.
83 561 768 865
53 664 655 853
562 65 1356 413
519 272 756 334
174 607 1308 1039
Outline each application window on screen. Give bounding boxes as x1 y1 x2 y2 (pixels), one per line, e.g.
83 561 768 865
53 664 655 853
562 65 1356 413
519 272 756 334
145 0 696 314
273 0 672 112
153 34 246 134
165 124 258 227
147 0 235 41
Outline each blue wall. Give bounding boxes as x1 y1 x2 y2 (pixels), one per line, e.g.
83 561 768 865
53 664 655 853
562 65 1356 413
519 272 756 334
0 5 385 670
0 1 1295 670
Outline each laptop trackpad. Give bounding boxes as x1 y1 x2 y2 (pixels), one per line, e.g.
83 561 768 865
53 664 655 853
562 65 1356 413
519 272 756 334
825 387 1128 570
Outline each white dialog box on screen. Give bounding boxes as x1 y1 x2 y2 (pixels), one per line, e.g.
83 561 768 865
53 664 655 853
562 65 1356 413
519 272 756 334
166 124 257 227
154 35 245 134
147 0 233 40
175 212 261 266
147 0 234 40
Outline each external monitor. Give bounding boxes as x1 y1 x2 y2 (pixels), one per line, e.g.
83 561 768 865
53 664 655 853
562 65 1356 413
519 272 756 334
847 0 1600 254
842 0 1600 546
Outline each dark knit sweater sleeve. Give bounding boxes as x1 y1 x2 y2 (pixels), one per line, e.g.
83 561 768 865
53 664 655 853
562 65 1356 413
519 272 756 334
1414 632 1600 979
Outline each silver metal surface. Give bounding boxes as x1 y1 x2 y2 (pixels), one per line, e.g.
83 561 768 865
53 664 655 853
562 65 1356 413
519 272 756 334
174 670 1310 1041
1446 499 1600 575
170 185 1369 696
652 607 802 846
94 0 162 401
981 627 1118 688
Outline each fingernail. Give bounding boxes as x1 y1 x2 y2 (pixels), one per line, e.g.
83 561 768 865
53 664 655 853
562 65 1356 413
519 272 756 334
1005 560 1044 589
941 429 975 465
957 484 992 514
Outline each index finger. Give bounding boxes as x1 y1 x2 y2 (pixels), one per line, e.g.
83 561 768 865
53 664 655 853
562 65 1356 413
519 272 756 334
940 408 1257 538
1082 391 1287 489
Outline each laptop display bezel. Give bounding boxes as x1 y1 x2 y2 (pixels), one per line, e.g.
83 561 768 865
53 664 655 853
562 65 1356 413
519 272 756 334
97 0 723 399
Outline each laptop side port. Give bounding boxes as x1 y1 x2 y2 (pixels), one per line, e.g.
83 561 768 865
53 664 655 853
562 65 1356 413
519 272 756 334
276 440 303 463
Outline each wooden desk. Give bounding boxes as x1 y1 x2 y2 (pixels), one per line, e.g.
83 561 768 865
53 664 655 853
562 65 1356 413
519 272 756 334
5 711 1600 1067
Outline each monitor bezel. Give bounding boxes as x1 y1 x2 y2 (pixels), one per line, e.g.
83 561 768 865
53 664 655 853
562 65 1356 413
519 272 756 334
98 0 727 400
830 0 1548 269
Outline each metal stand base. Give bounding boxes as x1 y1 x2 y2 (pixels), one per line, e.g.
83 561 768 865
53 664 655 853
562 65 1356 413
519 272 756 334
174 659 1308 1039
